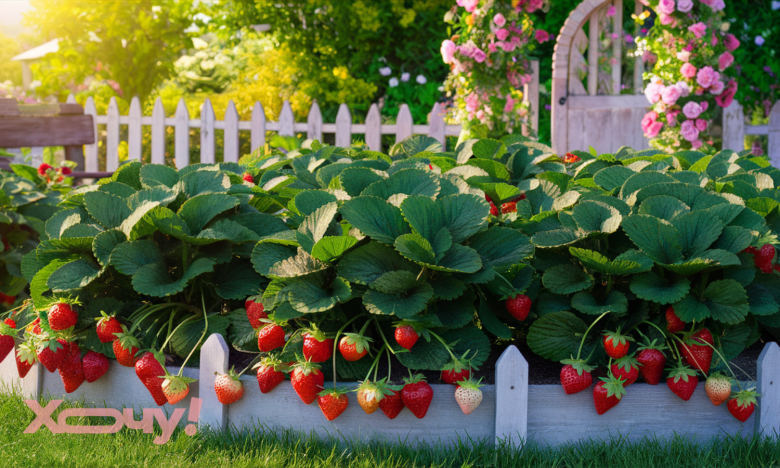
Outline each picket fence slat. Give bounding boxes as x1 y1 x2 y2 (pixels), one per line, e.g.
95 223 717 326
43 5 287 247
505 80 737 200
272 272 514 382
175 98 190 169
65 93 77 104
106 97 120 172
307 101 323 141
279 101 294 137
128 97 142 161
611 0 623 96
429 103 446 149
335 103 351 147
151 98 166 165
770 101 780 168
223 100 239 163
722 100 780 164
200 98 215 164
83 97 99 172
365 103 382 152
250 101 266 152
396 104 413 144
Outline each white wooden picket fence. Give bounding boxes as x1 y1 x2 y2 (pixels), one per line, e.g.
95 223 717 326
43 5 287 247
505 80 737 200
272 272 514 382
723 100 780 166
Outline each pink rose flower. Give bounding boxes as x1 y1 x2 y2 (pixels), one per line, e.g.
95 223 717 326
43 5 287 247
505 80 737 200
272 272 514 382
680 120 700 142
682 101 703 119
695 119 708 132
696 66 720 89
641 111 658 133
535 30 550 43
646 121 664 138
607 5 616 16
719 52 734 71
700 101 709 112
504 95 516 113
659 13 675 26
666 110 680 127
708 0 725 11
710 80 725 95
691 139 703 149
496 28 510 41
644 82 664 104
688 22 707 39
488 42 499 53
524 0 543 12
441 40 457 64
661 85 682 105
465 92 479 113
473 48 487 63
475 109 485 120
724 34 741 51
716 80 738 108
677 50 691 62
461 0 479 12
681 63 697 79
677 0 693 12
500 41 517 52
676 81 691 97
657 0 676 15
711 33 719 47
493 13 506 27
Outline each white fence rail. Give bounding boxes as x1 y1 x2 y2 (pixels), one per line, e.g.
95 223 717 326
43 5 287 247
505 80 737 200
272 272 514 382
723 100 780 166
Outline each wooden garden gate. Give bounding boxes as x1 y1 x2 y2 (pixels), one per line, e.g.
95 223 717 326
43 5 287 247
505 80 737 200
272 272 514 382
551 0 650 155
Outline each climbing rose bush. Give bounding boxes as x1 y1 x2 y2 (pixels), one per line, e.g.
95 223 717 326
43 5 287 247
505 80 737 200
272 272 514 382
442 0 547 139
641 0 739 152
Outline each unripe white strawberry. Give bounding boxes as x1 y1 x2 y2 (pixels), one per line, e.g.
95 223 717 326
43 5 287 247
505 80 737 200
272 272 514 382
454 378 483 415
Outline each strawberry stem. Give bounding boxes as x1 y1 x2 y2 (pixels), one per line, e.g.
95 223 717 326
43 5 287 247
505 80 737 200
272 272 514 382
576 311 610 361
386 346 392 381
373 319 397 355
176 292 210 378
493 272 516 295
364 344 386 382
426 329 458 362
641 320 680 361
330 314 366 388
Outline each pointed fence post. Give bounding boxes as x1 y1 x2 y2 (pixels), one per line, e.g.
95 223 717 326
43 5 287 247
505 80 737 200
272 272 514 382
106 97 120 171
65 94 76 104
174 98 190 169
250 102 266 153
395 104 413 144
335 103 352 148
307 101 322 142
365 104 382 152
523 60 540 136
200 98 215 164
769 101 780 168
83 97 98 172
722 100 745 153
224 100 239 163
494 345 528 447
151 98 166 165
128 97 142 161
756 342 780 436
428 103 446 150
279 101 295 137
199 333 228 431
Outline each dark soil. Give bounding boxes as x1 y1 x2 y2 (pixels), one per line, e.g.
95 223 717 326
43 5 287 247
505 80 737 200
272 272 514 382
223 338 770 385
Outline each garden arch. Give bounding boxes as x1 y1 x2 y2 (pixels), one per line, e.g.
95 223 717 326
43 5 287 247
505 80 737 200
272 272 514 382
551 0 650 155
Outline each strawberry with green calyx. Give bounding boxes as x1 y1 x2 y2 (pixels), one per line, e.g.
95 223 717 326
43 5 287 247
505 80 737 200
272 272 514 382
242 172 255 184
755 244 776 273
338 332 372 362
113 325 141 367
563 153 581 164
317 387 350 421
727 389 759 422
560 358 596 394
291 357 324 405
244 296 267 329
441 351 478 385
393 321 422 350
356 380 381 414
680 328 714 375
4 318 16 328
505 294 532 321
302 326 334 363
665 306 686 333
705 372 732 407
636 339 667 385
610 354 640 387
95 311 123 344
257 320 286 352
0 318 17 362
401 372 433 419
82 350 109 383
136 350 168 406
15 340 37 378
47 297 81 332
161 371 197 405
602 328 632 359
593 374 626 415
37 336 70 372
58 342 85 393
215 368 245 405
254 356 288 394
455 377 484 415
378 385 405 419
27 317 42 335
666 362 699 401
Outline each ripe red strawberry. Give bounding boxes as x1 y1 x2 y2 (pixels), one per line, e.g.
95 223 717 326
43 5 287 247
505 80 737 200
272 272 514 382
254 356 287 393
378 387 404 419
0 319 16 363
455 378 484 415
28 317 42 335
593 375 626 415
441 353 474 385
162 374 196 405
394 324 419 350
60 166 72 175
602 328 632 359
563 153 581 163
610 355 640 387
291 360 324 404
37 163 53 175
257 323 286 352
113 326 141 367
302 331 334 363
338 333 371 361
95 312 123 343
317 388 349 421
665 306 686 333
758 244 776 264
37 337 69 372
242 172 254 184
705 372 731 406
681 328 714 375
357 380 380 414
401 373 433 419
501 202 517 214
666 363 699 401
560 360 595 394
82 351 109 383
636 341 666 385
489 202 499 216
215 369 244 404
135 351 168 406
4 318 16 328
15 341 37 378
505 294 531 321
244 297 267 329
58 342 85 393
727 389 758 422
48 302 78 331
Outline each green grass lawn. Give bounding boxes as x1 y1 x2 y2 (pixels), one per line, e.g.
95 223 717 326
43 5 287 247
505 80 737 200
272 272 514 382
1 392 779 468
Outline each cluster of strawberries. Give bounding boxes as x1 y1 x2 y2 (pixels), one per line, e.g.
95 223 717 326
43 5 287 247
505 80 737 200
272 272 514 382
744 244 777 274
37 163 72 184
559 307 758 422
486 193 526 217
214 298 485 420
0 301 110 393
